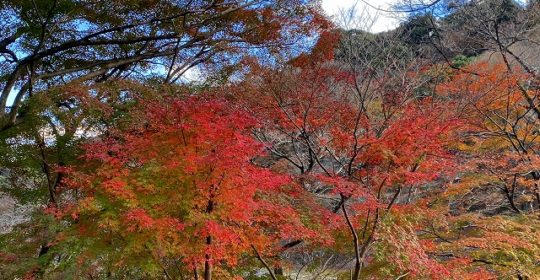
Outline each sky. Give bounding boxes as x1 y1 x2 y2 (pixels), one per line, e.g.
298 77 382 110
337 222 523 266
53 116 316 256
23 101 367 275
322 0 532 33
321 0 402 33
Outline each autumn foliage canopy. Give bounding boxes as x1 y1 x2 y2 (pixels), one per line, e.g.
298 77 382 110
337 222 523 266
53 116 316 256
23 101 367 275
1 1 540 280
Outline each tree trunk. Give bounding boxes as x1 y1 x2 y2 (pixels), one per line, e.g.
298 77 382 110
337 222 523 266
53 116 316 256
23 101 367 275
193 265 199 280
204 235 212 280
341 195 361 280
251 245 278 280
204 197 214 280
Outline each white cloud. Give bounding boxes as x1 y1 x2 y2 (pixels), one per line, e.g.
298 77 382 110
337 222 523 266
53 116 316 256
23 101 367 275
321 0 402 33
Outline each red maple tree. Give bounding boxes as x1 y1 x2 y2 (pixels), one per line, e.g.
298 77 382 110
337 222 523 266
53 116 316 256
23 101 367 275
56 96 331 279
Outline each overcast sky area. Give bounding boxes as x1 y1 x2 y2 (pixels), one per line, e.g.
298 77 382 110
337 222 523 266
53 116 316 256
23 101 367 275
321 0 403 33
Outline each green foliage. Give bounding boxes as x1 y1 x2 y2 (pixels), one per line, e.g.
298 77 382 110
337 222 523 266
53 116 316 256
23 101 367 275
451 55 474 68
400 14 438 46
0 212 59 279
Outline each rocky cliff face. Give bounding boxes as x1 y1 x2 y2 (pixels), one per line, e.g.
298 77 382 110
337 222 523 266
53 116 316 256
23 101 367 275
0 170 34 234
0 194 33 234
